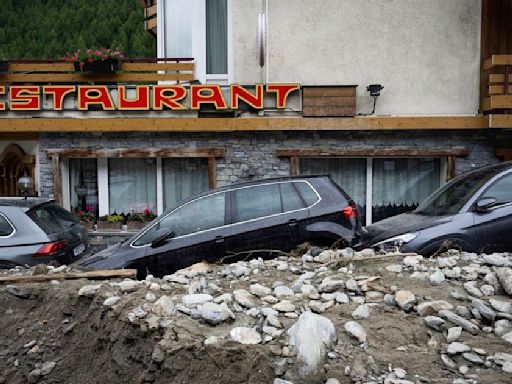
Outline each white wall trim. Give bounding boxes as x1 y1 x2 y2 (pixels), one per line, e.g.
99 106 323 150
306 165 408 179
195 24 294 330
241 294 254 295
156 157 164 215
97 158 109 216
62 158 70 210
365 158 373 225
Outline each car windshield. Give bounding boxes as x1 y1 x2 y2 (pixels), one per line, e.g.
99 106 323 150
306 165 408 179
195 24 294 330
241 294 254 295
415 171 493 216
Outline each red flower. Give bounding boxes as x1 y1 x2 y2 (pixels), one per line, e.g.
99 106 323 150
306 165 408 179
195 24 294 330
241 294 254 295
87 57 94 63
78 210 85 216
144 208 151 214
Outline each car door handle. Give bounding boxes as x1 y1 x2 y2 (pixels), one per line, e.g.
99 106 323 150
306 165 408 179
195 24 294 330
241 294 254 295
287 219 298 227
215 235 225 243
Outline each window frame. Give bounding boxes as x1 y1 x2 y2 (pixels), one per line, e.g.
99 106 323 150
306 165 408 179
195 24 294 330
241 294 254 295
130 180 321 248
0 212 16 238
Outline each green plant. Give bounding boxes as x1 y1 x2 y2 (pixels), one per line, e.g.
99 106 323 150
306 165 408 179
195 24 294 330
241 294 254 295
65 47 124 69
76 210 95 223
128 209 156 222
98 214 124 223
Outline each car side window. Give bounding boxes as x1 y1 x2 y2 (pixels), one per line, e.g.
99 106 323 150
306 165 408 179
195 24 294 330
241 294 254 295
235 184 281 222
280 182 304 212
483 174 512 205
294 182 319 206
133 192 226 245
0 214 14 236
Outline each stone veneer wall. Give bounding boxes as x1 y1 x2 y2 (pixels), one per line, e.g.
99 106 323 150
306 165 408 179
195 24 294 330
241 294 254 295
38 130 499 199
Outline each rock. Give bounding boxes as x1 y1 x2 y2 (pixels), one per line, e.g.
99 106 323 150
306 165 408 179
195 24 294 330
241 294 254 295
308 300 325 314
444 267 462 279
325 379 340 384
463 281 483 298
403 255 423 267
352 304 371 320
28 369 41 384
439 310 479 335
314 249 337 263
229 327 261 344
335 292 350 304
102 296 121 307
494 319 512 337
480 284 495 296
384 294 397 307
344 321 367 343
502 331 512 344
416 300 453 316
430 270 445 286
117 279 141 293
446 327 462 343
182 293 213 307
78 284 102 297
447 342 471 355
462 352 484 365
395 290 416 311
5 285 30 299
152 295 175 317
424 316 446 332
267 314 282 328
198 302 234 325
40 361 56 375
145 292 156 303
365 291 384 303
441 354 457 369
204 336 221 346
132 306 147 319
273 300 296 312
300 284 320 299
489 299 512 314
496 268 512 296
318 275 345 293
233 289 256 308
287 312 336 378
214 293 233 304
438 256 458 268
345 279 360 293
250 283 272 297
471 298 496 321
274 285 294 298
163 273 189 284
386 264 403 273
482 254 511 267
273 379 294 384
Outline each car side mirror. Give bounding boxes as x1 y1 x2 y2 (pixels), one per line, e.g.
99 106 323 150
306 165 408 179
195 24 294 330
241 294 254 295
150 228 175 248
475 197 497 212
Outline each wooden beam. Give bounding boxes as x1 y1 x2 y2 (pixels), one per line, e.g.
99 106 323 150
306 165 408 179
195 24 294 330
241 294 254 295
290 157 299 176
482 95 512 111
496 148 512 161
0 269 137 284
490 114 512 129
0 72 192 83
447 156 456 180
0 116 489 132
146 17 157 31
0 132 38 141
7 62 192 72
51 155 62 206
483 55 512 71
277 147 471 158
144 4 157 17
208 157 216 188
488 85 510 95
489 74 512 84
45 147 225 159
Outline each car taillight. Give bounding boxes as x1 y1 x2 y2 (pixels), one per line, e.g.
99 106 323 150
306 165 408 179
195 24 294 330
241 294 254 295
34 240 69 257
343 204 357 219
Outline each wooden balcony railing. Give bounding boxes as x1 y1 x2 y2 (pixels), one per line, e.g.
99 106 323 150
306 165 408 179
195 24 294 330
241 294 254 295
482 54 512 113
0 59 194 84
141 0 157 37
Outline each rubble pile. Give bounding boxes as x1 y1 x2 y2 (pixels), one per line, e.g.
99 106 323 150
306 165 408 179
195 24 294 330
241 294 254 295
1 247 512 384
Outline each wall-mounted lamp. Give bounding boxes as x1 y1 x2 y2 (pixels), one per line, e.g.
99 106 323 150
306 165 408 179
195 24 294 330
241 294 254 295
17 171 34 199
359 84 384 116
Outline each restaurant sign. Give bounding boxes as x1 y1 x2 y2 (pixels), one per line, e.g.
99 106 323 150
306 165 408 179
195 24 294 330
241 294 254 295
0 84 300 111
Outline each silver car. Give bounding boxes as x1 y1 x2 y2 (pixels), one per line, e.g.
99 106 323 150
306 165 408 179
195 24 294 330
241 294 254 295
0 198 89 268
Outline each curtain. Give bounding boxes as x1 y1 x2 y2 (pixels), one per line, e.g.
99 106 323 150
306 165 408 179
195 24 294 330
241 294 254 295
69 158 98 215
372 158 440 222
165 0 193 58
300 158 367 224
163 158 209 210
206 0 228 74
108 158 157 214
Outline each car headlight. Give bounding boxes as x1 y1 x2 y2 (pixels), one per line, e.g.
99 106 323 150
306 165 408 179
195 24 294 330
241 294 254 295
373 232 419 247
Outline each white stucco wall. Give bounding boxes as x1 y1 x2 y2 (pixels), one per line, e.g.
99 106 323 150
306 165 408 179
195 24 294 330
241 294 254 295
233 0 482 115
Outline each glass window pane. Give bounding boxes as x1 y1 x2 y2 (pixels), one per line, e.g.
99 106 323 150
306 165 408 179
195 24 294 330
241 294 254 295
69 158 98 217
108 158 157 215
164 0 192 58
294 181 320 206
280 182 304 212
0 214 14 236
162 158 209 210
206 0 228 74
235 184 281 222
483 174 512 204
133 192 225 245
300 158 367 224
372 158 441 222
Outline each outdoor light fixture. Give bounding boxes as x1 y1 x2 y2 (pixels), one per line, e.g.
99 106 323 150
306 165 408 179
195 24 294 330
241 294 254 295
359 84 384 116
17 171 34 199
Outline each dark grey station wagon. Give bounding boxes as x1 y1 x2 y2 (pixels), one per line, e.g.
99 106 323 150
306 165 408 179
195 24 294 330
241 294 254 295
81 175 361 277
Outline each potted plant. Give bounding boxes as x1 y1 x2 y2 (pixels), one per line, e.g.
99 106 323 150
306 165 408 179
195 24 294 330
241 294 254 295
76 209 96 231
127 209 156 231
65 48 124 73
96 213 124 231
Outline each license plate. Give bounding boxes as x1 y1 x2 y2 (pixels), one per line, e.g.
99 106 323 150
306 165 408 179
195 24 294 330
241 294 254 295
73 243 86 257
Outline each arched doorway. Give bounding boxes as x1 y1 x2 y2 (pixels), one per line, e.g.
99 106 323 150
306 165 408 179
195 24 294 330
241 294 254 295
0 144 36 197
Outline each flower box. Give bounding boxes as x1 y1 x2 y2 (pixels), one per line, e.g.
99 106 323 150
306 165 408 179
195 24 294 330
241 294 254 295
74 59 122 74
96 221 123 231
0 61 8 74
81 221 96 231
127 221 146 231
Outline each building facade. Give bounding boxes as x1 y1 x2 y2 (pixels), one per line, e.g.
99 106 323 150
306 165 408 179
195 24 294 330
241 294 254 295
1 0 511 234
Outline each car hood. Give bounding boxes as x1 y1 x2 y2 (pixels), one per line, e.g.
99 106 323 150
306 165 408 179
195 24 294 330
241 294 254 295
362 212 453 245
78 242 123 267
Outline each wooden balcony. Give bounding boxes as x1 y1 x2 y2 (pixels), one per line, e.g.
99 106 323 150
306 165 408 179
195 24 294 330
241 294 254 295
481 54 512 114
141 0 157 37
0 59 194 84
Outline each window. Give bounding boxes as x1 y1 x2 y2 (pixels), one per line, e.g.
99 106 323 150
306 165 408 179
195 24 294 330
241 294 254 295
235 184 281 222
483 174 512 205
0 214 14 237
294 181 320 206
133 192 226 245
163 158 209 210
108 158 157 214
206 0 228 74
280 182 304 212
27 203 78 235
300 157 442 224
69 158 98 216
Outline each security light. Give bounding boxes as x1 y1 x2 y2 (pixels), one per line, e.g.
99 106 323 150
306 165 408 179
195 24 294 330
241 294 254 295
367 84 384 97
